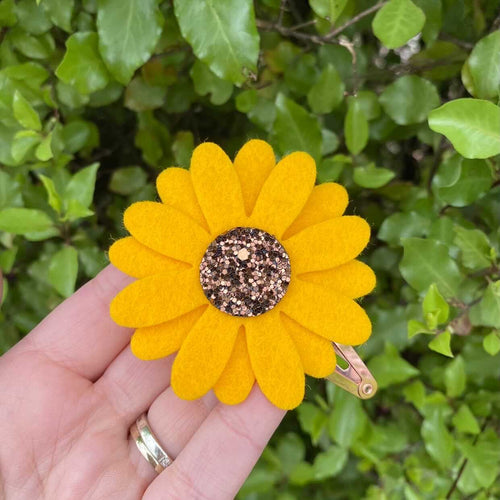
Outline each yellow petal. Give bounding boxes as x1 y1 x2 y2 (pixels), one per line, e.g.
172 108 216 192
156 167 208 230
171 306 240 400
280 279 372 346
246 309 304 410
234 139 275 216
190 142 246 234
214 327 255 405
109 236 190 279
283 183 349 239
124 201 210 265
281 314 336 378
250 152 316 238
110 269 206 328
131 307 206 360
299 260 376 299
285 216 370 274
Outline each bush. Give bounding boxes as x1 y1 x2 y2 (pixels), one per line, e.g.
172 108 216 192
1 0 500 498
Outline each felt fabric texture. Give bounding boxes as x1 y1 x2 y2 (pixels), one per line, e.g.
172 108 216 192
234 139 276 216
249 152 316 238
131 308 206 360
110 269 206 328
283 183 348 239
124 201 210 264
190 142 246 235
108 139 375 410
109 236 189 279
281 314 336 378
245 309 305 410
285 215 371 274
280 278 372 345
171 306 240 400
156 167 208 229
214 328 255 405
300 259 376 299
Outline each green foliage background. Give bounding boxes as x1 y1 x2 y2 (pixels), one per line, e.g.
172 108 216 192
1 0 500 498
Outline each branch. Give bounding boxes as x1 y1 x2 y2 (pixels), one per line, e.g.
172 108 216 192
256 2 388 45
445 418 490 499
322 2 388 41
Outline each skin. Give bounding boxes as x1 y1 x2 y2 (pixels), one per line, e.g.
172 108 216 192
0 266 285 499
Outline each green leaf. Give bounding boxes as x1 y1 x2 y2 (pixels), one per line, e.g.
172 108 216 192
11 130 40 162
273 93 322 163
378 211 430 246
13 90 41 131
309 0 348 23
15 0 51 34
408 319 433 338
414 0 442 45
328 388 367 448
454 226 492 270
48 246 78 298
344 97 368 155
483 331 500 356
316 155 348 183
400 238 462 297
469 281 500 329
109 166 148 196
64 199 94 222
172 131 194 169
428 99 500 159
355 90 381 121
35 131 52 161
190 59 233 105
124 76 166 111
467 31 500 100
421 410 455 468
297 402 328 445
276 433 305 475
428 330 453 357
372 0 426 49
64 163 99 210
174 0 259 85
353 163 395 189
452 404 480 434
56 32 110 94
42 0 74 32
0 207 53 234
97 0 164 85
39 174 62 214
423 283 449 325
367 343 419 389
379 75 440 125
444 355 466 397
307 64 344 114
312 446 348 480
434 157 492 207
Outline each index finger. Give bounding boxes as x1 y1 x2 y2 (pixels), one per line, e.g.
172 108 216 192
9 265 134 381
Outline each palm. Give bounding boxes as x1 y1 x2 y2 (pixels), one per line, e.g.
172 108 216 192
0 266 284 499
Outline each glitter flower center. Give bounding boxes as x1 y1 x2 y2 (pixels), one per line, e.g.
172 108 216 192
199 227 291 317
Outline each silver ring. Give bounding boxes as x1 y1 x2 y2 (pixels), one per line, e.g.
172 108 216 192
130 413 173 473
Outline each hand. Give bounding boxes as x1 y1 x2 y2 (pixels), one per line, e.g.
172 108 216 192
0 266 285 499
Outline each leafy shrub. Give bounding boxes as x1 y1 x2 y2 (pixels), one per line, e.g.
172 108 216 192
1 0 500 498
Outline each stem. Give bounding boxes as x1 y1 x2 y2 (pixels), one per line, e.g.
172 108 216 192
445 418 490 499
322 2 388 41
257 2 388 46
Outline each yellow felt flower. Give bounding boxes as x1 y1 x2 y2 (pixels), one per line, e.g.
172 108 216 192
109 140 375 410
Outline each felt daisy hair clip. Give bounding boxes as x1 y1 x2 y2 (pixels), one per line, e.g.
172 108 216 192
109 140 377 410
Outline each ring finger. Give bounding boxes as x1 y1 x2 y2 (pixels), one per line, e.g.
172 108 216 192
129 387 218 484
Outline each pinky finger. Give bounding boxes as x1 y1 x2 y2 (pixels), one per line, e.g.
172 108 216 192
144 386 285 500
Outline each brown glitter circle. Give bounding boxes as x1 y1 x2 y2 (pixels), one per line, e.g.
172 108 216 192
199 227 291 317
